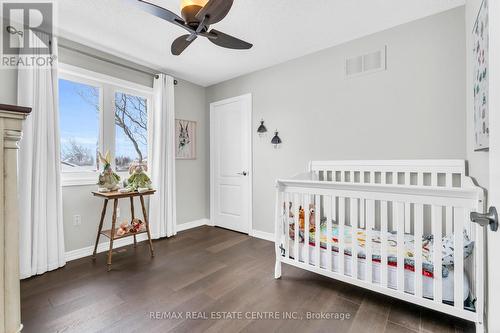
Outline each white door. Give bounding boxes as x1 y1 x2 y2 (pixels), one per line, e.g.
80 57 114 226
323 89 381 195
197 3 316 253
488 1 500 331
210 94 252 234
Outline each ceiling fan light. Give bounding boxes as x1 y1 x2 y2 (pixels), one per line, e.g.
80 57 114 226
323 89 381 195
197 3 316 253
180 0 208 10
180 0 208 25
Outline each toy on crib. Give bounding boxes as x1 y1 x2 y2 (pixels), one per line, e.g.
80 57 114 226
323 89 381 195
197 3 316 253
309 204 315 231
119 161 153 193
97 151 120 192
299 206 305 229
297 204 316 232
283 201 294 218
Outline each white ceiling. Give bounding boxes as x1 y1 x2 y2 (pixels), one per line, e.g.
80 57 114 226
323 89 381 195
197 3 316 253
57 0 465 87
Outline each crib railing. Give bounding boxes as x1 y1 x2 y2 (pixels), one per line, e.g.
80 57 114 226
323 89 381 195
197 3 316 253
309 160 466 189
274 172 485 327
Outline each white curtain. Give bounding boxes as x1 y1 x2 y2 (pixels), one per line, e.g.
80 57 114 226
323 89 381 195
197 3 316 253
18 35 66 279
149 74 176 238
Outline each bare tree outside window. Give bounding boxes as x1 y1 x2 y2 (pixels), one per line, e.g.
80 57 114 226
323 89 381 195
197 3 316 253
114 92 148 171
73 86 148 172
61 138 94 166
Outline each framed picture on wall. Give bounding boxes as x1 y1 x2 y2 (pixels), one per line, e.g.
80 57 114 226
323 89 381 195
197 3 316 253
473 0 489 151
175 119 197 159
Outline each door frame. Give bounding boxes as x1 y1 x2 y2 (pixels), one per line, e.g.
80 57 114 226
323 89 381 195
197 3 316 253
488 0 500 331
209 93 253 234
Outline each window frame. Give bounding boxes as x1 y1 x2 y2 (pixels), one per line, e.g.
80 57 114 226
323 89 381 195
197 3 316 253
58 71 104 185
59 63 153 187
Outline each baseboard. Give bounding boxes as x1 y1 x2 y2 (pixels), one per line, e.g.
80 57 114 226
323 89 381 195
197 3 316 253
65 221 272 262
177 218 211 232
65 218 211 262
65 233 149 262
250 229 274 242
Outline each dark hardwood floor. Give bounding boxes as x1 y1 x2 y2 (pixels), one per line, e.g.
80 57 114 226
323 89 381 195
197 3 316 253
21 226 474 333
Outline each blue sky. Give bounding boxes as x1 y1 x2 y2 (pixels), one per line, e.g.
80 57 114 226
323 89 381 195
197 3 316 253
59 79 147 166
59 79 99 166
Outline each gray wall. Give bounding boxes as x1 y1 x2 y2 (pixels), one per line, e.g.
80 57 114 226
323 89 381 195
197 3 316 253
175 80 209 224
59 43 208 251
0 68 17 105
206 7 467 234
58 39 154 87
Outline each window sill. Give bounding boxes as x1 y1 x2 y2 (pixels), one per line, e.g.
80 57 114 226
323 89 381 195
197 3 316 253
61 173 99 187
62 179 97 187
61 173 133 187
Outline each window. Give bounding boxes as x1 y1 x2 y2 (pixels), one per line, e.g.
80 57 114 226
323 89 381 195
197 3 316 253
59 79 100 173
58 64 153 186
114 92 148 172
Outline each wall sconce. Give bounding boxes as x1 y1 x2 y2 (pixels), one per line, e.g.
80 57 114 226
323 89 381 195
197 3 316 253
257 119 267 137
271 130 282 149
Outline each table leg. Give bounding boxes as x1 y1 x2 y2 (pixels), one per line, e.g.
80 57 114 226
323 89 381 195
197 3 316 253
92 199 108 260
107 199 119 271
130 197 136 248
140 195 155 257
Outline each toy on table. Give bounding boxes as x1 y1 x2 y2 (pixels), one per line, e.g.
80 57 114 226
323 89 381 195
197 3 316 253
119 161 153 193
130 218 145 233
115 218 145 237
117 222 129 236
97 151 120 192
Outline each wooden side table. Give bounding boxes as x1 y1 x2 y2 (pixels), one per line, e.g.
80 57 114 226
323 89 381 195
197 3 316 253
91 190 156 271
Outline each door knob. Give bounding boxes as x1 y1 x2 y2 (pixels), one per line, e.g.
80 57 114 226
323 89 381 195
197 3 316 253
470 207 498 231
237 171 248 176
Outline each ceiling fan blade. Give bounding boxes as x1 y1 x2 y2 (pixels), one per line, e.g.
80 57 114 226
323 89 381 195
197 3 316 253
207 29 252 50
128 0 192 33
171 34 196 55
195 0 234 25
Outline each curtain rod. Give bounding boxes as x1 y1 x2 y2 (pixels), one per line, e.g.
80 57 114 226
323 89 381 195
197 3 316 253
58 44 178 85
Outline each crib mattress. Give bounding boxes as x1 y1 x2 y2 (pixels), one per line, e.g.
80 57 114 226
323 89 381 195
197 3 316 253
286 241 469 303
289 222 474 277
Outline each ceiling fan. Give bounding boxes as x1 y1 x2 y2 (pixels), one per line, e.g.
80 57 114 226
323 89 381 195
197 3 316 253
129 0 253 55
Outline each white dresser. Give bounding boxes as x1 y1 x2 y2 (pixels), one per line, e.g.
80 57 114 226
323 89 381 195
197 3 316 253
0 104 30 333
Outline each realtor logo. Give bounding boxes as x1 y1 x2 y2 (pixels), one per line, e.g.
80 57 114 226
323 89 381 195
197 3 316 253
2 2 53 55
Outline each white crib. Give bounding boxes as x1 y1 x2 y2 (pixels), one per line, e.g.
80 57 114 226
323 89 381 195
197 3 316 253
274 160 485 332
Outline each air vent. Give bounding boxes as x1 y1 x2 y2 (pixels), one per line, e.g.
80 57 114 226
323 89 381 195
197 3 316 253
346 56 363 76
345 46 387 78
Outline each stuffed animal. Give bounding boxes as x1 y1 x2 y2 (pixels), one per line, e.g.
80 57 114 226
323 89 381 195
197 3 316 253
298 204 316 232
120 161 152 193
97 151 120 192
309 204 315 232
298 206 305 229
287 202 317 240
130 218 145 233
116 222 129 236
